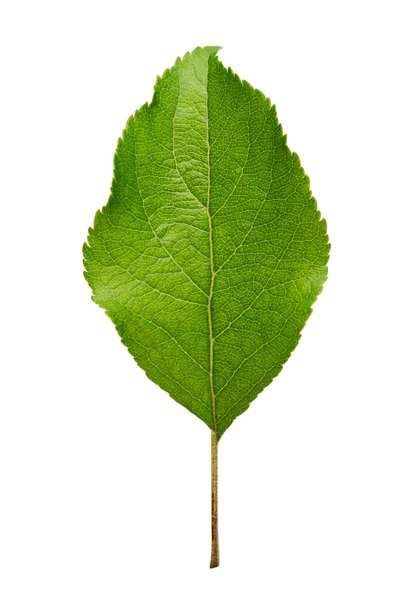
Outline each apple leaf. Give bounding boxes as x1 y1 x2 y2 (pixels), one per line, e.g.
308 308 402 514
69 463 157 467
83 46 329 567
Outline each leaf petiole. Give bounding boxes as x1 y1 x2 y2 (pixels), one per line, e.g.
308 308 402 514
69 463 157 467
210 430 219 568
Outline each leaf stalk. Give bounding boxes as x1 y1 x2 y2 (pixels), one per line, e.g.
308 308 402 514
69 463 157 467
210 430 219 568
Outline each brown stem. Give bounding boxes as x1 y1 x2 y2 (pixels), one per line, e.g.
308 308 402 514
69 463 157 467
210 430 219 568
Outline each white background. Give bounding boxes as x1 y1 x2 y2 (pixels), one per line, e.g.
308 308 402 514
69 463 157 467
1 1 415 598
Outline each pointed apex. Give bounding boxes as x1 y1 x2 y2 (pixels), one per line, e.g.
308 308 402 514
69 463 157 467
190 46 222 61
201 45 222 56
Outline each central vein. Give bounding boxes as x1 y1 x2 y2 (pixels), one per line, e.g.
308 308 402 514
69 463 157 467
205 72 217 435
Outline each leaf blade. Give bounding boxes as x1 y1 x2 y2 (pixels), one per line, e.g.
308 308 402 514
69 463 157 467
83 46 329 437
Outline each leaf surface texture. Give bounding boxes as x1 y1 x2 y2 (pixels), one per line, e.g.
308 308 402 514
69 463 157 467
83 47 329 437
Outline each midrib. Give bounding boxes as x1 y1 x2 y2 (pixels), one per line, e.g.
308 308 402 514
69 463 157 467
205 65 217 435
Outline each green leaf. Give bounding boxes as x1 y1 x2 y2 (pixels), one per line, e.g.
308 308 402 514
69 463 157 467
83 46 329 440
